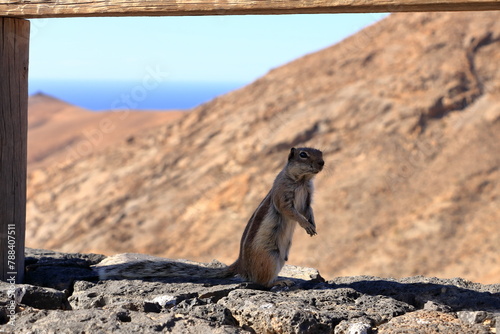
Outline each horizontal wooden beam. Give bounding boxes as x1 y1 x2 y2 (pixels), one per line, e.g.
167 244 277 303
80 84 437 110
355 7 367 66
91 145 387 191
1 0 499 18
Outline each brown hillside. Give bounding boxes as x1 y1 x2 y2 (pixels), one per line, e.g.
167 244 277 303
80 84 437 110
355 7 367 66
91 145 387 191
28 93 185 171
26 12 500 284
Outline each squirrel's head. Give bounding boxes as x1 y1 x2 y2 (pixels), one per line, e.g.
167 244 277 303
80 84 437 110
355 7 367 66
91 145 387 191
287 147 324 177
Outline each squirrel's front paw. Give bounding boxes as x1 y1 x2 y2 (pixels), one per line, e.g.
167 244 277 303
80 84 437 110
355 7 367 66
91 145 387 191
305 225 317 236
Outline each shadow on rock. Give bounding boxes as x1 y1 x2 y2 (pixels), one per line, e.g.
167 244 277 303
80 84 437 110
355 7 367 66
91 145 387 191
331 276 500 312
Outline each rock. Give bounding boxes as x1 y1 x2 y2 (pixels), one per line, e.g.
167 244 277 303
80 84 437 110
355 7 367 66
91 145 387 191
217 285 417 333
0 282 67 310
2 249 500 333
24 248 105 290
376 310 490 334
330 276 500 312
457 311 488 324
148 294 178 308
5 308 249 334
334 321 372 334
423 300 452 312
174 300 240 328
277 264 325 285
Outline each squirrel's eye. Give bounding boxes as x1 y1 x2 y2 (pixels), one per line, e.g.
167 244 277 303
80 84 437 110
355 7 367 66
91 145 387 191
299 152 308 158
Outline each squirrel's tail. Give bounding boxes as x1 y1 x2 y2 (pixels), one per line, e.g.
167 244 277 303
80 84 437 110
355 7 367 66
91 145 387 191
94 253 237 281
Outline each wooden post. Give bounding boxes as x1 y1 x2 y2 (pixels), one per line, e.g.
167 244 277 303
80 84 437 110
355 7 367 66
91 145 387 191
0 18 29 284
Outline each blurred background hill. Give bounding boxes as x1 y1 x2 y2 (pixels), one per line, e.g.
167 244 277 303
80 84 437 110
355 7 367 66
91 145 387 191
26 12 500 284
28 93 184 170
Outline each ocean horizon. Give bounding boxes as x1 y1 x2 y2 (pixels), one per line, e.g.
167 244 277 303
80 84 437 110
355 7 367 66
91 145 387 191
28 79 246 111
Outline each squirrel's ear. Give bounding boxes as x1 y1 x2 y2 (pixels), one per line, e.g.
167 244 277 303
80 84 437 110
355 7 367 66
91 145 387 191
288 147 296 161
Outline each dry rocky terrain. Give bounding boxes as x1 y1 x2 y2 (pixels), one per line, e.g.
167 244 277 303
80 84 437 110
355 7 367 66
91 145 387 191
26 12 500 285
0 249 498 333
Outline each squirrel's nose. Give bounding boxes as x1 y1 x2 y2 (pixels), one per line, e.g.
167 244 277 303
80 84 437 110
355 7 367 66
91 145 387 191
318 160 325 167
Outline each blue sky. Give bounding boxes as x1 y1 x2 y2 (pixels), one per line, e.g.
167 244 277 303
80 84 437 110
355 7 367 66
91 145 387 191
29 14 389 84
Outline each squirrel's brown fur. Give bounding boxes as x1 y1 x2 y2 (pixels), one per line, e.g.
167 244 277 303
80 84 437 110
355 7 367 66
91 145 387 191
96 147 324 287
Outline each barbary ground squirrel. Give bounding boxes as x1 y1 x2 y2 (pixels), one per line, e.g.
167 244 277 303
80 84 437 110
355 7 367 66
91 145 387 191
96 147 324 287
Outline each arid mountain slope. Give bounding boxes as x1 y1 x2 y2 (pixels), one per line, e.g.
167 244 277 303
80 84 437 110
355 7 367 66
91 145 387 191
28 93 185 170
27 12 500 284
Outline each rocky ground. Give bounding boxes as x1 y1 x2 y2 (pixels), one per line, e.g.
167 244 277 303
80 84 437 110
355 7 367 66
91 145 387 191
1 249 499 333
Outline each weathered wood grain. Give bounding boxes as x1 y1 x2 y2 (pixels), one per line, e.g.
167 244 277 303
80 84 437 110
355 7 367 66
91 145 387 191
0 0 499 18
0 18 29 283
